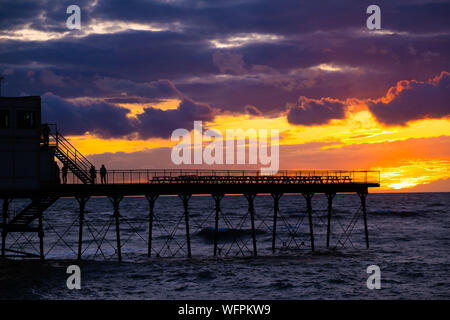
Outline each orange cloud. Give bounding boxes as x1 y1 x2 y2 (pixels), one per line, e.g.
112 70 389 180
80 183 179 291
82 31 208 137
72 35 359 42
368 71 450 125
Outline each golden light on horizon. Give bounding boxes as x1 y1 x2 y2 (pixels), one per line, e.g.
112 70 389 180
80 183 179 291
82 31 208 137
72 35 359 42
376 159 450 190
67 134 172 154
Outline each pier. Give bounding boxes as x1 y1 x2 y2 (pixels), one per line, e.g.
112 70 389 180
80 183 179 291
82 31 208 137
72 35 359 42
1 168 380 261
0 96 380 261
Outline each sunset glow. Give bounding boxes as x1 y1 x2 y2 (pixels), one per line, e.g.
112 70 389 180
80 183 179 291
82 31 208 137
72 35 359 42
2 0 449 192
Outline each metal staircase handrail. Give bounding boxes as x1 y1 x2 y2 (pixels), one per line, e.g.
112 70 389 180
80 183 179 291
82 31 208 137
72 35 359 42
48 128 93 173
56 134 92 171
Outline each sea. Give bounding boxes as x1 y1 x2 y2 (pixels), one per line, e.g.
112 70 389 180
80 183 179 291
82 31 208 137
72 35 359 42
0 192 449 299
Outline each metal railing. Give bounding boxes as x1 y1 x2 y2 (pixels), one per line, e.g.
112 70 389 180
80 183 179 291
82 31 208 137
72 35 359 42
60 169 380 185
44 124 94 174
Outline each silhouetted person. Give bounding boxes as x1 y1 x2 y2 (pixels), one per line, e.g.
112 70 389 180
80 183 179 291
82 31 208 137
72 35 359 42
89 165 97 184
100 164 107 184
54 161 60 184
62 164 68 184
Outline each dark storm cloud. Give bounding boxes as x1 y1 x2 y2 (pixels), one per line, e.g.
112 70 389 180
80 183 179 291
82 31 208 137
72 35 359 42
0 0 42 30
212 51 247 75
0 0 449 137
0 0 96 33
42 92 135 138
368 71 450 125
4 0 446 41
177 30 450 114
42 92 217 139
135 97 215 139
1 1 449 90
90 0 450 36
0 30 216 97
287 97 347 126
382 1 450 34
93 77 183 99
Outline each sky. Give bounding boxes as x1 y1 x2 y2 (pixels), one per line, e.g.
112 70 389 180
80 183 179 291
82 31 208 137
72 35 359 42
1 0 449 192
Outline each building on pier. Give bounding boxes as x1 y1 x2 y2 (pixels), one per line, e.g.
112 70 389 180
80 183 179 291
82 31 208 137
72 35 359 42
0 96 59 189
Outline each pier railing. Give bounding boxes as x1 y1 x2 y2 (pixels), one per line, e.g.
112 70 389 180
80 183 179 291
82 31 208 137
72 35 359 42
60 169 380 185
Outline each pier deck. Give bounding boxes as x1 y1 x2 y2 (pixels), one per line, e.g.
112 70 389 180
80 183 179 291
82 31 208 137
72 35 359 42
2 169 380 197
1 170 380 260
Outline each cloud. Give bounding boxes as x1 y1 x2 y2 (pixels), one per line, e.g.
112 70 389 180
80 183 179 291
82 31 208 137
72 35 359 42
212 51 247 75
88 147 175 169
368 71 450 125
244 105 262 117
286 96 347 126
89 0 450 37
276 135 450 170
39 70 66 87
400 178 450 193
1 0 449 124
94 77 183 100
42 92 134 138
42 92 217 139
135 97 216 138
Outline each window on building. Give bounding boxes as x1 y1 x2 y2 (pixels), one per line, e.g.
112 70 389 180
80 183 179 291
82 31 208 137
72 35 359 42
0 110 9 128
17 110 36 129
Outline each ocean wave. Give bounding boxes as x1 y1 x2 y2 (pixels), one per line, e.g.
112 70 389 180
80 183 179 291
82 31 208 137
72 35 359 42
427 202 444 207
195 226 267 241
368 210 424 217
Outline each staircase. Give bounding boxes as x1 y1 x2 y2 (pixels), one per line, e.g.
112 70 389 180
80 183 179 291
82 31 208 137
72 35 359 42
3 125 93 234
0 125 96 259
49 127 94 184
6 195 59 231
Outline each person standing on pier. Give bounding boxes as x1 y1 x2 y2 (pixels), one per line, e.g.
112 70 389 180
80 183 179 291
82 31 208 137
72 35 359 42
100 164 107 184
62 164 68 184
54 161 60 184
89 165 97 184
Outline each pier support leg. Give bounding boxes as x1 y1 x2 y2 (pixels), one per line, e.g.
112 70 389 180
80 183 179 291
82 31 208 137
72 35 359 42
37 199 44 261
109 196 123 261
212 193 224 256
326 193 335 248
271 193 283 253
303 193 315 252
358 191 369 249
1 198 10 258
244 193 257 256
145 194 159 257
76 196 89 260
179 193 192 258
